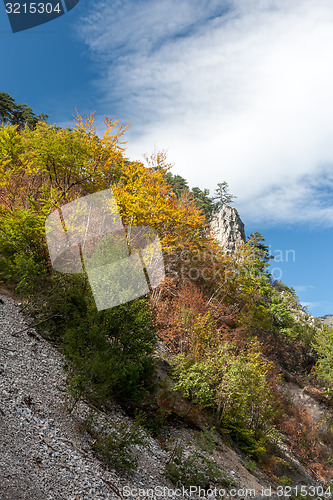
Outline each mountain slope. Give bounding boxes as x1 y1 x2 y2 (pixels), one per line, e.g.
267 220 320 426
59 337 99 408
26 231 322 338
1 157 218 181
1 291 332 499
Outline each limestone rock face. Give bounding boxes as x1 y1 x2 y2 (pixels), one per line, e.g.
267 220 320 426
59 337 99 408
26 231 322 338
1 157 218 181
321 315 333 327
210 205 246 252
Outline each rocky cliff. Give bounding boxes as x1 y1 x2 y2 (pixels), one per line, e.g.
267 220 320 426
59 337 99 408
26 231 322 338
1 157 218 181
321 314 333 327
210 205 246 252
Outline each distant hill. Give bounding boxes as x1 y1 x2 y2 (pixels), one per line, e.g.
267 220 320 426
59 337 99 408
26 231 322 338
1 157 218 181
320 314 333 327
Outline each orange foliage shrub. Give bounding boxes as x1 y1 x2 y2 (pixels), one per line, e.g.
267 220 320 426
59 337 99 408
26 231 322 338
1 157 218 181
150 278 249 354
150 279 208 352
278 400 333 480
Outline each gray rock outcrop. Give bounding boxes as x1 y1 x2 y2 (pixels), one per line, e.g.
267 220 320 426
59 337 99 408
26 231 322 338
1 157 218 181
321 314 333 327
210 205 246 252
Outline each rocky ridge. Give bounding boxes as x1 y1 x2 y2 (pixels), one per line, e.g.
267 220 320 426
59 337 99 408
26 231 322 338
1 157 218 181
321 315 333 328
210 206 246 252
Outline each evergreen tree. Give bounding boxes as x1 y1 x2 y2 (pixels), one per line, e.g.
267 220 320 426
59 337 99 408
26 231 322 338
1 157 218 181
213 181 236 210
190 186 218 221
0 92 48 129
247 231 273 270
164 172 189 198
0 92 15 123
164 172 218 221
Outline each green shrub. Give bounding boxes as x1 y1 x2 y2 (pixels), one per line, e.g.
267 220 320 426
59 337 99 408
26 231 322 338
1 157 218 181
224 421 267 460
165 446 225 488
243 458 257 473
83 410 148 473
195 426 218 453
0 206 49 293
173 342 277 433
279 475 293 486
0 201 157 406
172 355 215 407
313 323 333 397
140 384 178 437
31 272 157 405
64 296 157 404
270 289 317 345
172 342 279 459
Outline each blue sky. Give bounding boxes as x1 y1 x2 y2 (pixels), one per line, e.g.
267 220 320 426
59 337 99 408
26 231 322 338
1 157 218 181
1 0 333 317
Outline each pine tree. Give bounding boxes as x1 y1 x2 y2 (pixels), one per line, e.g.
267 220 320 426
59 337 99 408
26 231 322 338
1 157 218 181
0 92 48 129
213 181 236 210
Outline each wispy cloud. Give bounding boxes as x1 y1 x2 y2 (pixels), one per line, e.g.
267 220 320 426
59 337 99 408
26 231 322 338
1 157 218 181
301 301 321 312
77 0 333 225
294 285 314 294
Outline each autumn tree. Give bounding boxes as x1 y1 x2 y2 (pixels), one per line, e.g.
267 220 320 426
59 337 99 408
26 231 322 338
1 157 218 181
0 113 214 290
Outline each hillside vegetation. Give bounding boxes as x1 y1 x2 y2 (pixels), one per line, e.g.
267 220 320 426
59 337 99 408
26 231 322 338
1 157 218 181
1 107 333 491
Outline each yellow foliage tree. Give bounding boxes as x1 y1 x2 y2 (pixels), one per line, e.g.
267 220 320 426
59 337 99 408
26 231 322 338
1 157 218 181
0 112 223 282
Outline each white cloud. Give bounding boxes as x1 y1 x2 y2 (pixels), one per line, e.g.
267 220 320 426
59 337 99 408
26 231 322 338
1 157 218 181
293 285 314 294
301 301 321 311
78 0 333 225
